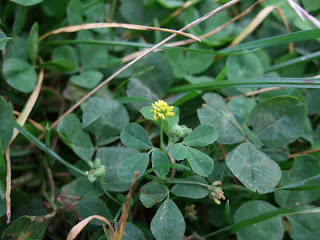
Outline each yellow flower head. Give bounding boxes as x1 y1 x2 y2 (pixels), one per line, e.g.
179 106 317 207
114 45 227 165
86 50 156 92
150 100 175 120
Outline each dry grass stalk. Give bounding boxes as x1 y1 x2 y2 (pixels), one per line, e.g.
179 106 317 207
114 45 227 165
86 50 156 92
66 215 115 240
287 0 320 28
39 23 200 41
5 148 11 223
114 171 140 240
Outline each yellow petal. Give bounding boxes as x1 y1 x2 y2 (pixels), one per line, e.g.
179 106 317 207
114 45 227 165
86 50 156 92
154 114 159 120
166 112 175 117
167 106 174 111
161 113 166 120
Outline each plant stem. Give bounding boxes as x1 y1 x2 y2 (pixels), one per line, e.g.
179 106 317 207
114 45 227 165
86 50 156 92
160 120 164 150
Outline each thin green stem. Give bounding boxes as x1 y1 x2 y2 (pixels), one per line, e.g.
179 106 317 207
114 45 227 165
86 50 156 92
160 120 164 150
14 122 86 177
101 185 122 205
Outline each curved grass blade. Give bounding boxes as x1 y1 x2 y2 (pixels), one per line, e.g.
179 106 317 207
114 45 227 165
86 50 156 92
14 122 86 176
265 50 320 73
169 78 320 93
205 206 320 239
222 29 320 52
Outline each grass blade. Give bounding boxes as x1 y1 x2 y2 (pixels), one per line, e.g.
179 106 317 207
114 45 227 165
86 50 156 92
169 78 320 93
205 206 320 239
14 122 86 176
222 29 320 52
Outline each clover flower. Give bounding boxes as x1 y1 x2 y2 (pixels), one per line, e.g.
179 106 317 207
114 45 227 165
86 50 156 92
150 100 175 120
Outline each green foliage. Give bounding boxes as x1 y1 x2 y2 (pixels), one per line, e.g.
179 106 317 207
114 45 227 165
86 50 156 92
169 143 188 160
0 96 14 150
198 93 245 144
3 58 37 93
150 199 186 240
57 114 94 161
120 123 153 150
1 1 320 239
227 53 264 81
151 149 170 177
139 181 168 208
171 176 209 199
186 147 214 177
118 153 149 182
77 197 113 225
234 201 284 240
287 206 320 240
28 22 39 65
250 96 307 147
275 155 320 207
226 143 281 194
183 124 218 147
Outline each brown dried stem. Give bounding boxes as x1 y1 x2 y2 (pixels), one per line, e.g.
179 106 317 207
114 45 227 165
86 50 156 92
39 23 200 41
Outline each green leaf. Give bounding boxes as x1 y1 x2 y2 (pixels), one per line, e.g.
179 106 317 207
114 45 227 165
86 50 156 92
120 0 168 25
51 45 79 73
275 155 320 207
157 0 184 8
197 93 245 144
120 123 152 150
186 147 214 177
171 176 209 199
70 70 103 89
169 143 188 161
261 147 289 163
227 96 256 125
61 177 103 197
302 0 320 12
10 0 43 6
67 0 83 25
123 222 146 240
97 147 139 192
226 143 281 194
152 150 170 178
77 197 112 226
77 30 109 70
57 114 94 161
126 53 174 110
28 22 39 65
227 53 263 81
0 196 6 217
0 96 14 150
82 97 129 146
139 181 168 208
0 29 12 50
234 201 284 240
287 205 320 240
3 58 37 93
250 96 306 147
150 199 185 240
165 43 214 78
1 216 48 239
118 153 149 183
183 124 218 147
